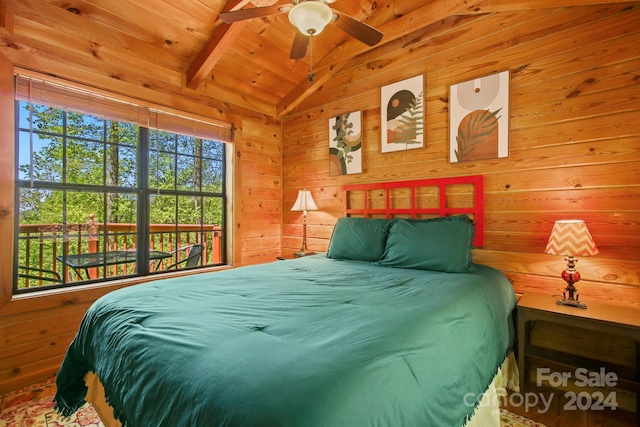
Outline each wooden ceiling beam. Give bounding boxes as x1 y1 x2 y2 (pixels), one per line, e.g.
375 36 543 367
274 0 634 118
186 0 281 90
472 0 634 12
186 22 245 90
0 0 14 36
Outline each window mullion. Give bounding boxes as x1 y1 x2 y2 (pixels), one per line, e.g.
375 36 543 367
137 127 150 274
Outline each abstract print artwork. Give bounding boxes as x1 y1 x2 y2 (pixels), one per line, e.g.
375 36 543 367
450 70 509 162
381 75 424 153
329 110 363 176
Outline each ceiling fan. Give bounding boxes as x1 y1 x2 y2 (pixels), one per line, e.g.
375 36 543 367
220 0 384 60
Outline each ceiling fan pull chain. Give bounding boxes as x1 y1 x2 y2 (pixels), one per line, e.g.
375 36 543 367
308 35 315 83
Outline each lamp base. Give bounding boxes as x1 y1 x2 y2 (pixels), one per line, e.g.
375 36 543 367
557 266 587 309
556 298 587 309
294 250 316 257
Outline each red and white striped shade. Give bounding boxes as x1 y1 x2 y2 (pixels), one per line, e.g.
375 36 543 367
545 220 599 257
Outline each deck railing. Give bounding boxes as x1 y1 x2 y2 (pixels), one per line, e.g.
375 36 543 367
17 216 223 288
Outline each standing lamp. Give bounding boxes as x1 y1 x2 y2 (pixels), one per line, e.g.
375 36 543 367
545 220 599 309
291 189 318 257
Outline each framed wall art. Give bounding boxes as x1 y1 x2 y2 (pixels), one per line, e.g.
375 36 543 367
381 75 424 153
329 110 363 176
449 70 510 163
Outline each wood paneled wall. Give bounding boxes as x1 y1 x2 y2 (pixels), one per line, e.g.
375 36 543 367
281 4 640 306
233 118 283 266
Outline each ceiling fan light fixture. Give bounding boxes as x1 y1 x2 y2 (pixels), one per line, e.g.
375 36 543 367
289 2 333 36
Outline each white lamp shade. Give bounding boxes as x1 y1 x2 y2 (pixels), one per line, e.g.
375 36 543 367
288 2 333 36
291 189 318 212
545 220 598 257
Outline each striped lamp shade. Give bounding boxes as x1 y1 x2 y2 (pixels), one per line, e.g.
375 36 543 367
545 220 599 257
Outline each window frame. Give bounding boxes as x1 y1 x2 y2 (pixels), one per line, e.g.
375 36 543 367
13 76 231 294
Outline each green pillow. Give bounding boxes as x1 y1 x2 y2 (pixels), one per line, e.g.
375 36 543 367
326 217 393 262
375 216 475 273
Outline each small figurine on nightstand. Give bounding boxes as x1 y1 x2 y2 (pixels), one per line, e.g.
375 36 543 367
545 219 599 310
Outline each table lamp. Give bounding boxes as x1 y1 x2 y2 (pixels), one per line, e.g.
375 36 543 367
291 189 318 257
545 219 598 309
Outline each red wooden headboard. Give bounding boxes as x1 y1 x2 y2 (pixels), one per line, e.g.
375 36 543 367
343 175 484 247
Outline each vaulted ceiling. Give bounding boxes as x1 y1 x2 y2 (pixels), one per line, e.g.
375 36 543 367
0 0 630 119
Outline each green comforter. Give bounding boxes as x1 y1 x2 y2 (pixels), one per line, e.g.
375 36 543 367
55 255 516 427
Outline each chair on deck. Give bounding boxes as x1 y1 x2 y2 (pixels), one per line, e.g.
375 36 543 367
164 244 203 270
18 265 63 283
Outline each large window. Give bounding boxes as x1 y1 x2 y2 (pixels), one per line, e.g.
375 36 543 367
14 75 232 293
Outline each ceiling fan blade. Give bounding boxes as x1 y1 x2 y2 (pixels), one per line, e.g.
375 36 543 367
332 11 384 46
290 31 309 60
219 5 286 23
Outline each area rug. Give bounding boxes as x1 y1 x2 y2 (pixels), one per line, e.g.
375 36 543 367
0 377 103 427
500 409 549 427
2 377 546 427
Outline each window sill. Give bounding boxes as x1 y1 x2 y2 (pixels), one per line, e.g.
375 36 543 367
5 265 232 312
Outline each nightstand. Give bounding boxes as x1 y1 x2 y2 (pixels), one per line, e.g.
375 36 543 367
517 293 640 411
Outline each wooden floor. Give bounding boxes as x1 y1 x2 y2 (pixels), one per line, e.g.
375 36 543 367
502 387 639 427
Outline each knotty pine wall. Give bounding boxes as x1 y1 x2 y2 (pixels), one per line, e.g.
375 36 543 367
281 4 640 306
233 118 283 266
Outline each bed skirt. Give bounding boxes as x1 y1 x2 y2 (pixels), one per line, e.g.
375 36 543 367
82 352 519 427
465 351 519 427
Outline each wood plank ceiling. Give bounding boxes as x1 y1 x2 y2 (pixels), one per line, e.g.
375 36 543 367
1 0 633 119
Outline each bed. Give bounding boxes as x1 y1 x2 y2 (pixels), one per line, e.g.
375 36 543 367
54 175 518 427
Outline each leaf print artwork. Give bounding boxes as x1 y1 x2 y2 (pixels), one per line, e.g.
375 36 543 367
381 75 424 153
449 71 509 162
387 91 424 148
455 108 501 161
329 111 362 176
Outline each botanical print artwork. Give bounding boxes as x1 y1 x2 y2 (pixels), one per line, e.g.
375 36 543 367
450 70 510 162
329 110 363 176
381 75 424 153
